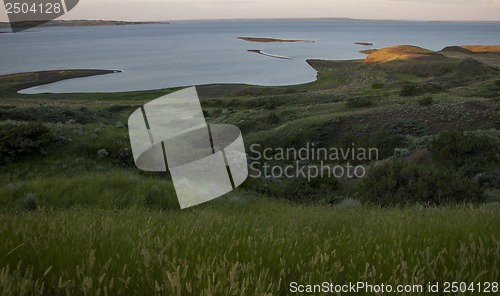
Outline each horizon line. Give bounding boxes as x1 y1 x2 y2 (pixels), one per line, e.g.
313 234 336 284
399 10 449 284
19 16 500 23
2 17 499 24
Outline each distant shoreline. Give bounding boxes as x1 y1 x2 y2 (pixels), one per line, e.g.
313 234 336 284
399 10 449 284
0 20 169 29
169 18 500 23
1 18 498 28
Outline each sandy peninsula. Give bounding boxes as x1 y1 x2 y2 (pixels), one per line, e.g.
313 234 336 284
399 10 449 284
0 69 120 93
363 45 439 63
247 50 292 60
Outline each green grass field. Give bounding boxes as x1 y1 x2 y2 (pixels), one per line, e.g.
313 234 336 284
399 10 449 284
1 202 499 295
1 51 499 295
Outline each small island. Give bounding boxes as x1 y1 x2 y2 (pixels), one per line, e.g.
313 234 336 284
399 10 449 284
355 42 374 46
238 37 314 43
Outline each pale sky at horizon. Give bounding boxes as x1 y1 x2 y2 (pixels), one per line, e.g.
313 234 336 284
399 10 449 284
1 0 500 22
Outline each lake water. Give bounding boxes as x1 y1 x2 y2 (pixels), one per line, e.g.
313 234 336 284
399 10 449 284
1 20 499 93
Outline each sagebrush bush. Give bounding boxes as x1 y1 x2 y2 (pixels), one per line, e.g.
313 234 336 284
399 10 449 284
400 84 418 97
357 159 484 206
251 176 341 203
337 197 362 208
267 112 281 125
0 123 49 163
22 193 38 211
6 182 24 194
430 130 499 176
418 96 433 106
346 97 373 108
340 131 405 161
385 119 431 137
400 83 444 97
474 171 500 189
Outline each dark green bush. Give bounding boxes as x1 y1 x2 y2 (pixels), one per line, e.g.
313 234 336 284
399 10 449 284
384 119 431 137
400 85 418 97
418 96 433 106
267 112 281 125
339 131 405 161
400 83 445 97
115 148 134 167
430 130 499 176
280 176 341 202
474 171 500 189
357 159 484 206
346 97 373 108
0 123 49 163
246 176 341 203
23 193 39 211
371 83 385 89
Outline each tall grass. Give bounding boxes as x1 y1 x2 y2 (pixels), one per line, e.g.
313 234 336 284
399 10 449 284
1 201 498 295
0 171 178 210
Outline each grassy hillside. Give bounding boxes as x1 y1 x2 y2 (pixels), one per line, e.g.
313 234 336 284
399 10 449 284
0 48 499 294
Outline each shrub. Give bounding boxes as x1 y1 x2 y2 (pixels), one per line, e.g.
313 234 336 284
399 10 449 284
116 148 134 167
371 83 385 89
97 149 110 158
337 197 362 208
6 182 24 194
494 115 500 129
264 100 280 110
400 83 444 97
430 130 499 176
357 159 484 206
346 97 373 108
474 171 500 189
23 193 39 211
340 131 405 161
267 112 281 125
252 176 341 203
418 96 433 106
400 84 418 97
394 148 410 158
385 119 431 137
0 123 49 163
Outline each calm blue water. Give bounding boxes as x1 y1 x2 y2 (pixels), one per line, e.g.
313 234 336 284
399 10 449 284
0 20 499 93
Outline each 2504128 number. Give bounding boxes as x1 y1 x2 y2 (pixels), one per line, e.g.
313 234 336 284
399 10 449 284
5 2 62 14
443 282 498 293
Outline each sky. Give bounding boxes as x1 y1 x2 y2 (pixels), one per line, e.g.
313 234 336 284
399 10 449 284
1 0 500 22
